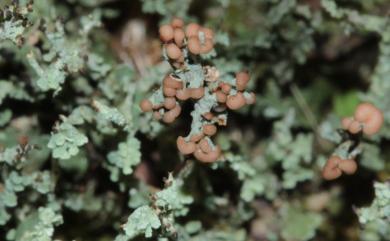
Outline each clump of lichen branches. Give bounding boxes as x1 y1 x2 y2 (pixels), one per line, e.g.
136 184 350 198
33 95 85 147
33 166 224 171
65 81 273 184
140 18 255 163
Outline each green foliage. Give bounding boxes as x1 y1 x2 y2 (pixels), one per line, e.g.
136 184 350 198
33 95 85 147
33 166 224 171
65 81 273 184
141 0 192 17
122 205 161 239
154 174 193 217
357 182 390 241
280 205 323 241
107 136 141 176
0 3 30 45
27 53 66 93
12 206 63 241
118 174 193 239
48 122 88 160
333 91 360 117
267 110 315 189
240 175 271 202
93 100 128 129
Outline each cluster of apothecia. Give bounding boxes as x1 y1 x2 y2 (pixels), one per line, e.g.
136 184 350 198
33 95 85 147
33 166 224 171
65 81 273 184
322 102 384 180
341 102 384 135
159 17 215 68
140 18 256 163
322 156 357 180
175 70 255 163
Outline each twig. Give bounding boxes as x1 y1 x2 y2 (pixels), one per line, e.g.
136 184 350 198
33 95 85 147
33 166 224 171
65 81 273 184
173 159 194 180
290 83 328 149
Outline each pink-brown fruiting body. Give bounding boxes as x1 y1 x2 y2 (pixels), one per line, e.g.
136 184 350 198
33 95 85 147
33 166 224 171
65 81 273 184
177 136 196 155
322 156 358 180
171 17 184 28
226 92 246 110
203 124 217 136
164 97 176 109
348 120 362 134
159 24 174 42
166 43 182 60
189 87 205 99
322 156 342 180
354 103 384 135
236 72 250 91
162 105 181 123
188 37 201 55
220 83 231 94
163 86 177 97
163 75 183 89
194 145 221 163
140 99 153 112
216 91 227 103
342 103 384 136
199 138 212 153
354 103 377 122
190 133 204 142
341 117 354 130
338 159 357 175
176 89 191 101
174 28 185 47
363 115 383 135
185 23 200 37
202 112 214 120
200 39 214 54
